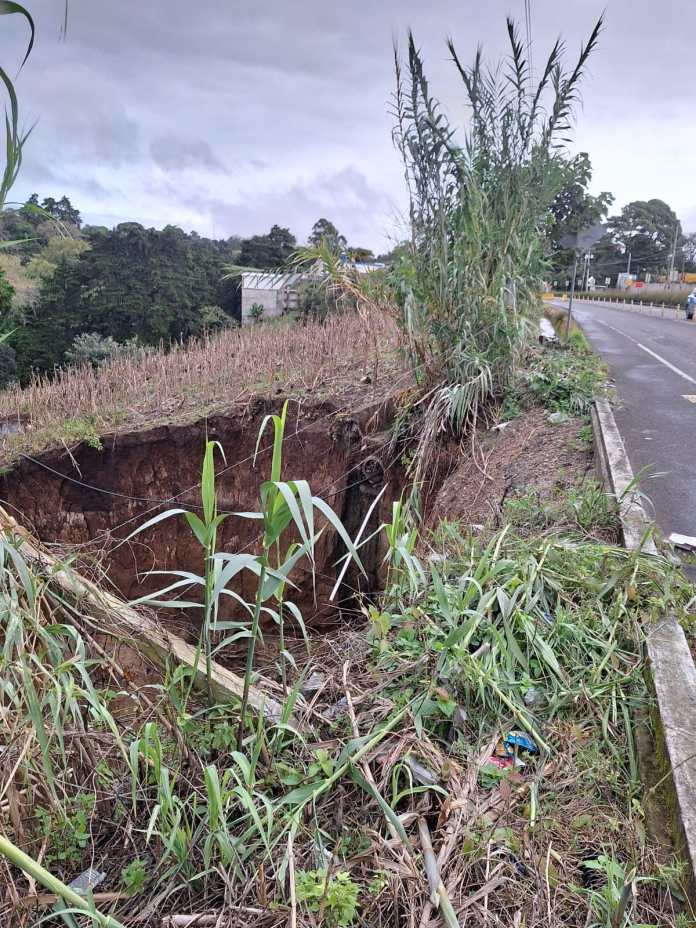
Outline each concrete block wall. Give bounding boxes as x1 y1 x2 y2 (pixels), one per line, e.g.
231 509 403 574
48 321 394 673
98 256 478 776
241 287 282 324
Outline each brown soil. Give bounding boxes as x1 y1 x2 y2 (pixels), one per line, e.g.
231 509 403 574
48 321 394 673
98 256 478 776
428 405 597 531
0 394 405 628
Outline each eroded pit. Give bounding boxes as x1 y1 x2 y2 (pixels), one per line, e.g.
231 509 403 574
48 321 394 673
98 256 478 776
0 395 411 632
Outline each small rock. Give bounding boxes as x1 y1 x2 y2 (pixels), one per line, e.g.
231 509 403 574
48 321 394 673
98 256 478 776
548 411 569 425
452 705 468 731
323 696 348 721
523 687 542 708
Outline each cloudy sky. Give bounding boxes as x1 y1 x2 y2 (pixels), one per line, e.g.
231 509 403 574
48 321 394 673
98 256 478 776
4 1 695 251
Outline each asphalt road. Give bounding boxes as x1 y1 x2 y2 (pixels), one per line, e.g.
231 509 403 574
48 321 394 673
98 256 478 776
556 299 696 543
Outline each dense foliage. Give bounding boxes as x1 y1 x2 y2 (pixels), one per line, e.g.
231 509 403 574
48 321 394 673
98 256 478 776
2 210 242 380
547 153 613 281
592 198 683 282
237 223 296 268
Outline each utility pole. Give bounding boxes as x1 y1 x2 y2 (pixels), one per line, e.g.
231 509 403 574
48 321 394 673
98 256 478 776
667 223 679 289
583 252 595 291
565 251 579 339
626 249 632 275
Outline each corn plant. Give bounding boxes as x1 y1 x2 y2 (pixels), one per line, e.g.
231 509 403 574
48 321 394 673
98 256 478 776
0 3 34 211
127 400 365 750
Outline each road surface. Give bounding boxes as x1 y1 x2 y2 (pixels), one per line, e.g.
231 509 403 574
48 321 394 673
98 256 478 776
556 299 696 545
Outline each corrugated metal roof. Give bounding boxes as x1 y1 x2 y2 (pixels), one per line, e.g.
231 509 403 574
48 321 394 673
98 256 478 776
241 271 308 291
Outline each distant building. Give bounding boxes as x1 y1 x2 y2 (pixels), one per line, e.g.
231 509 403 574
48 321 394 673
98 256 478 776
240 260 386 324
240 271 307 324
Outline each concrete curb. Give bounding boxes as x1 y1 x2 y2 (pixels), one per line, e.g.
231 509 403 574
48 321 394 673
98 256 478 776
591 396 696 897
591 399 658 555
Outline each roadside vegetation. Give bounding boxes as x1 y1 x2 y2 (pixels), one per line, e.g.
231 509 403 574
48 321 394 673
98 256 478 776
0 409 692 926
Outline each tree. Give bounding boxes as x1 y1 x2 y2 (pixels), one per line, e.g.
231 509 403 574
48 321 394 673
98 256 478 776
26 237 89 281
547 153 613 280
376 241 410 264
10 220 242 379
308 218 347 254
64 332 130 367
238 225 297 268
348 247 375 263
682 232 696 273
593 199 682 283
0 342 17 387
0 269 14 319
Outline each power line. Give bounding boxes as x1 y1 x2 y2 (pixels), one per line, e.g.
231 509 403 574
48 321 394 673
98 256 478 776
524 0 533 79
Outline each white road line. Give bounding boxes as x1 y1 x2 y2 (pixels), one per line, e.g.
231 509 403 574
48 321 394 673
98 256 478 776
597 319 696 386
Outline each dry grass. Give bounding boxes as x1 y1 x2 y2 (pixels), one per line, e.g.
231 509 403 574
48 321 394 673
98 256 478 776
0 309 403 462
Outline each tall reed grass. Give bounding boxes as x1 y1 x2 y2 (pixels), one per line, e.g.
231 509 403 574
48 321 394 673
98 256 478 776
390 18 602 487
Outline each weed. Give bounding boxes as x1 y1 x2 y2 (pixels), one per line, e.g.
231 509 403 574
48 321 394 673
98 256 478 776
376 525 674 753
526 346 605 415
579 422 594 447
499 389 524 421
120 858 148 897
388 16 602 485
36 793 96 868
568 480 618 534
295 869 360 927
504 491 551 531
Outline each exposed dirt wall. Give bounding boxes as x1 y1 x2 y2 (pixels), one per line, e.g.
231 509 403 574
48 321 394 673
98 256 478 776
1 397 402 626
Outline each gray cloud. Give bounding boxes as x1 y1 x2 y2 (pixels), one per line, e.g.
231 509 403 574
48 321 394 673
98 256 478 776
3 0 694 249
150 135 227 173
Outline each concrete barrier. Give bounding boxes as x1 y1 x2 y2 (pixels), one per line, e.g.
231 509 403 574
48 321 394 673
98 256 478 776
574 297 686 323
592 397 696 900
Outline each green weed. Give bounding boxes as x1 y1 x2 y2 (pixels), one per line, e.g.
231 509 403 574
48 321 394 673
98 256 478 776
568 480 618 534
36 793 96 868
120 858 148 897
295 869 360 927
526 347 605 415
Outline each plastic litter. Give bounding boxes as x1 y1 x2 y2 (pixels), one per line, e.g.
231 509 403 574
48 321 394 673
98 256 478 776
504 731 539 755
68 867 106 894
488 755 514 770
